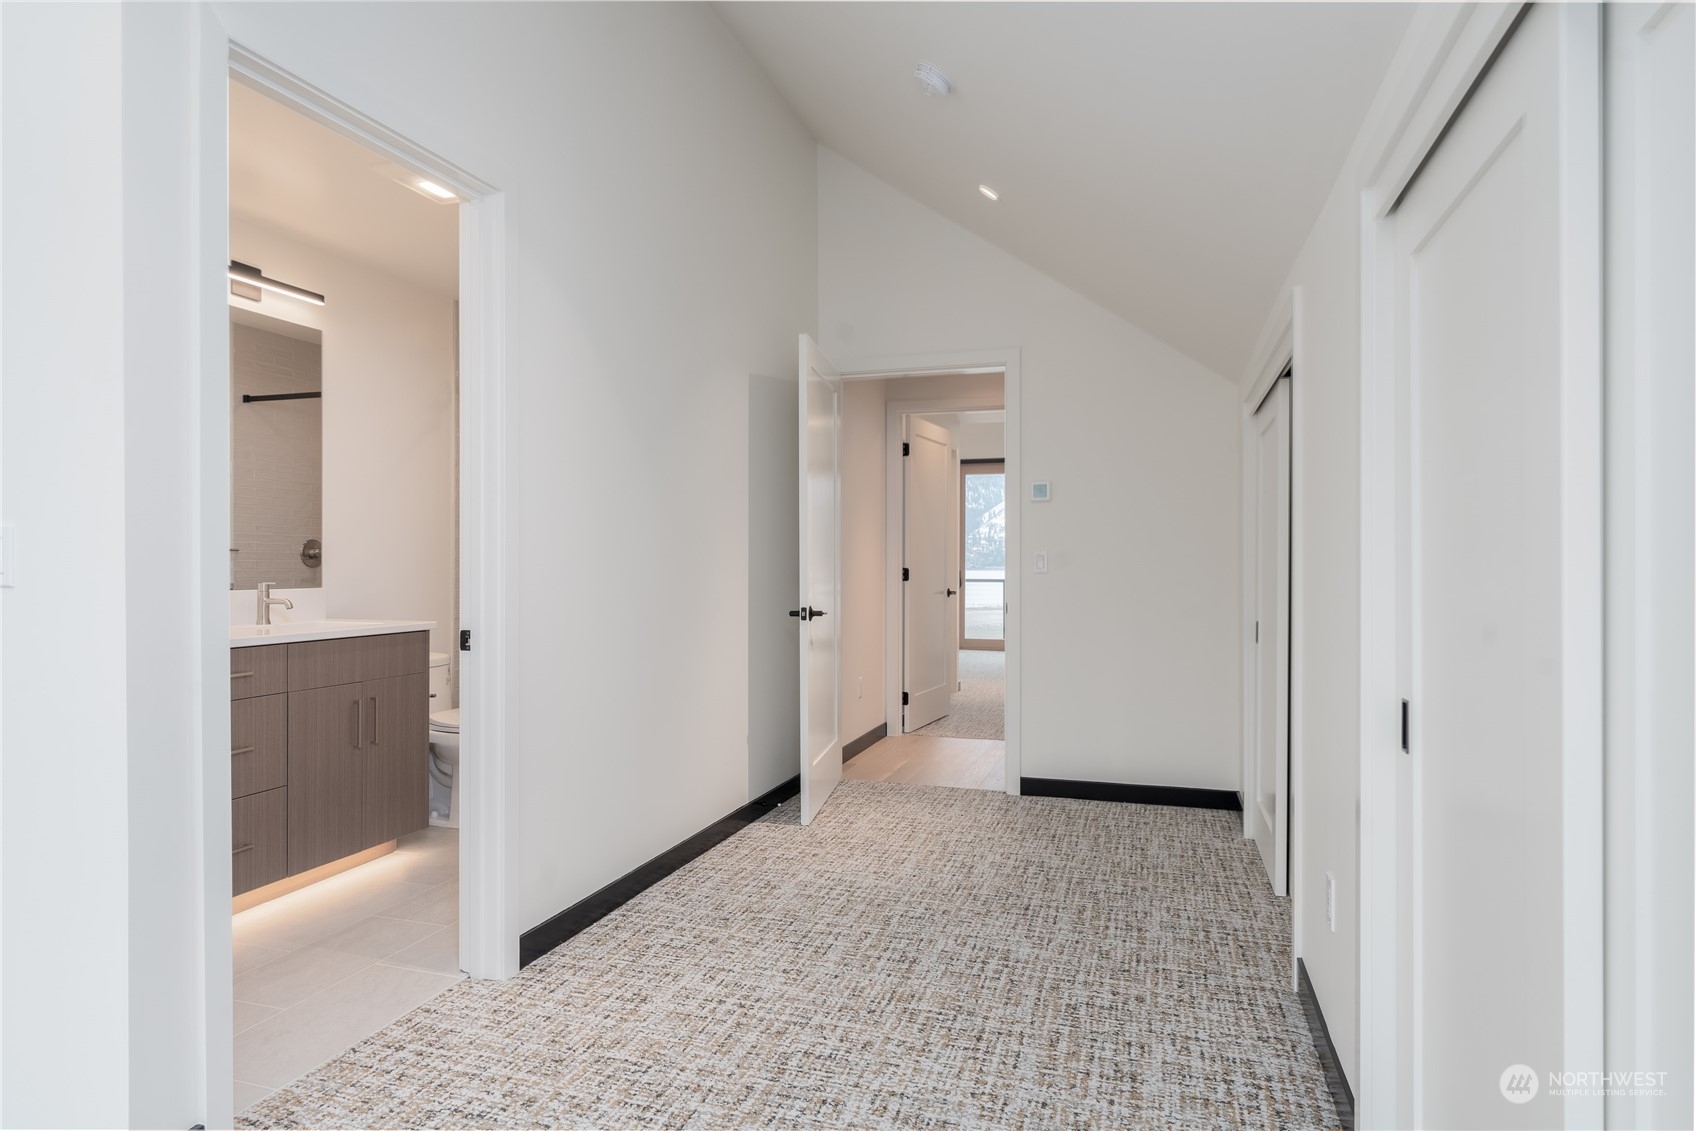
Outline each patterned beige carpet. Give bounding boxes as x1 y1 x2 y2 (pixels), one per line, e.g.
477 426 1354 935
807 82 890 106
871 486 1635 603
242 782 1341 1130
913 650 1004 741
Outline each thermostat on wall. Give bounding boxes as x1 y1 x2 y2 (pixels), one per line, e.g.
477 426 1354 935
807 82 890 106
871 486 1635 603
1030 481 1051 502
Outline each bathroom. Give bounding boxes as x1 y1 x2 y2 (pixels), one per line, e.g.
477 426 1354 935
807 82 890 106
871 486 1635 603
224 80 465 1109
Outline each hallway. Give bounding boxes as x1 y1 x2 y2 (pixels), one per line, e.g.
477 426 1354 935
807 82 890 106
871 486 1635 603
843 733 1004 791
912 650 1004 741
240 783 1341 1129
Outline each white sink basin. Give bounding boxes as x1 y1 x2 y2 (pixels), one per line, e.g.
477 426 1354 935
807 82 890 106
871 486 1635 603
230 617 435 647
230 619 381 639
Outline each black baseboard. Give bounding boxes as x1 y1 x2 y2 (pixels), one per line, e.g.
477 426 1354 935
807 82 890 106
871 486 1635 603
842 723 887 763
1019 777 1243 811
1298 958 1355 1130
518 773 801 968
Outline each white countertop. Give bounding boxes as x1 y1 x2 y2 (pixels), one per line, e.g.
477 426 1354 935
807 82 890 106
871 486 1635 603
230 619 436 647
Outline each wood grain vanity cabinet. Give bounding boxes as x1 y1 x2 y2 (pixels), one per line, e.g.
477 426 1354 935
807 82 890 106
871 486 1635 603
229 630 430 896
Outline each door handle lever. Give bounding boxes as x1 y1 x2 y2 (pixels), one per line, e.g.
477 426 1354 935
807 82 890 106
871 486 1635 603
807 607 827 619
788 608 808 620
946 588 957 597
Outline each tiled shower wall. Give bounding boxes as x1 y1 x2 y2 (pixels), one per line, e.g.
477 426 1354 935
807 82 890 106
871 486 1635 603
232 323 323 590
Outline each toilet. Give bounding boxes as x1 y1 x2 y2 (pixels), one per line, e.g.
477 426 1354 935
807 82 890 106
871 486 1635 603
428 707 461 829
425 651 462 828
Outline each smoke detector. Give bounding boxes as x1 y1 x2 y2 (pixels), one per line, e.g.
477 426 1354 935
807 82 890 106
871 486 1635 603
914 61 954 97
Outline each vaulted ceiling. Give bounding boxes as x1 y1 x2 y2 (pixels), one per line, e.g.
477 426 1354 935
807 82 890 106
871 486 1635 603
718 2 1415 377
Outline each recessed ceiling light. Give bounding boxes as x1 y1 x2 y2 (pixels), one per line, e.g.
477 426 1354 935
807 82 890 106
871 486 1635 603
914 61 953 97
371 161 460 204
978 185 999 201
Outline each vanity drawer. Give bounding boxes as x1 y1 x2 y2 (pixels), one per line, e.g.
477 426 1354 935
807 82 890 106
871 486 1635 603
362 630 428 681
287 630 428 691
287 636 363 691
232 787 287 896
230 645 287 700
231 693 287 799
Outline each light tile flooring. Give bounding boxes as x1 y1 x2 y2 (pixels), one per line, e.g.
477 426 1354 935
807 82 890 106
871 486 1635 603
232 826 462 1111
842 733 1006 790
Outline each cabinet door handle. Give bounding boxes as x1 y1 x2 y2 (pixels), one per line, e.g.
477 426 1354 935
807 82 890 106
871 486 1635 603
231 746 256 757
354 698 364 750
371 696 380 745
233 843 255 855
231 671 255 680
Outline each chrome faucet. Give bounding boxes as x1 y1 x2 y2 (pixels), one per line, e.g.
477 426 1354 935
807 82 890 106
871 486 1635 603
256 582 293 626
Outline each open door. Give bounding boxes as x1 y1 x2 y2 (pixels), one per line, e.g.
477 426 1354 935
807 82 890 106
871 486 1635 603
1249 377 1290 895
903 416 958 731
796 335 842 825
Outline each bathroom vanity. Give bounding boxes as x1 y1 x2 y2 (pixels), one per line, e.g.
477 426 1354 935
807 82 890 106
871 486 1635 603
230 622 434 897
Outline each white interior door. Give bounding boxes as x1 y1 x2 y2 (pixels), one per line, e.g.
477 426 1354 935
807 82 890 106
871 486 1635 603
797 335 842 825
902 416 957 731
1391 5 1599 1126
1250 377 1290 895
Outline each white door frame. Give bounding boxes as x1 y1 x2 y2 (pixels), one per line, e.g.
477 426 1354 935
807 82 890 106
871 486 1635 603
1601 6 1695 1129
1240 296 1303 982
837 349 1022 795
1355 4 1603 1125
203 40 511 1127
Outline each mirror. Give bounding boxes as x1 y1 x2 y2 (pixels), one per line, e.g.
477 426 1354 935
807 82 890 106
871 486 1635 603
230 308 323 590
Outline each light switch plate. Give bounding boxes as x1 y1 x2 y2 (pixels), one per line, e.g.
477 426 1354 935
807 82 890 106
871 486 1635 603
1034 551 1048 575
1030 481 1051 502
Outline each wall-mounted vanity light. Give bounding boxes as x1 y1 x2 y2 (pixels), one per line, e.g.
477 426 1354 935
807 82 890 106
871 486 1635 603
228 261 326 306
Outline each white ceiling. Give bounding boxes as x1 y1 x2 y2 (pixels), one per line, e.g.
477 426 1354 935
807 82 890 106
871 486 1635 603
229 82 458 296
717 2 1415 378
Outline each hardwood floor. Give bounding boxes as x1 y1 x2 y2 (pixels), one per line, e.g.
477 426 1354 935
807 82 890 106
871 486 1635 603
842 734 1005 791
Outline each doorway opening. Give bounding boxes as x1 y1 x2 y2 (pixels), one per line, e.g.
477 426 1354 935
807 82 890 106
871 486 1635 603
835 372 1009 793
209 49 508 1123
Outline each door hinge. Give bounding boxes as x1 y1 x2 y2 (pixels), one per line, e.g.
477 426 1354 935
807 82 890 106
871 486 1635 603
460 629 472 652
902 567 909 581
1400 699 1409 752
902 691 909 706
902 442 910 456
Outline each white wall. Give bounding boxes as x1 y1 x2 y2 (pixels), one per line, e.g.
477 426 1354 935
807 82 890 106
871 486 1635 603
230 220 458 666
1250 165 1366 1091
819 149 1240 790
1 3 816 1126
4 4 230 1127
746 368 799 798
1 6 135 1125
954 419 1005 462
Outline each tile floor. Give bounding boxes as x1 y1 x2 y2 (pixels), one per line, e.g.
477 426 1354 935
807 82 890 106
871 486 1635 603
232 826 462 1111
842 732 1006 790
